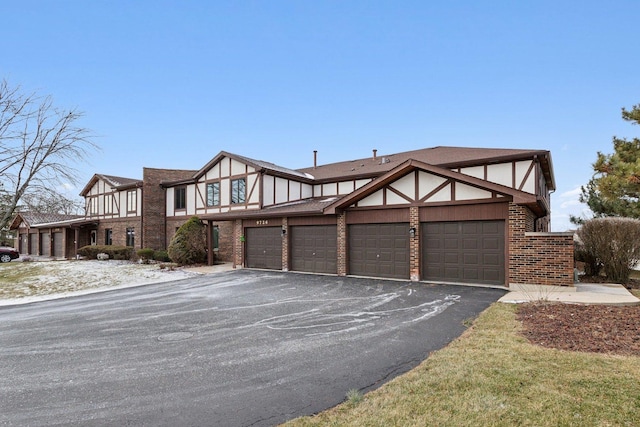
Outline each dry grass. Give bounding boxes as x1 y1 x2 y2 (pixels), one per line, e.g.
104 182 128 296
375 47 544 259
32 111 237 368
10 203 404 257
283 303 640 427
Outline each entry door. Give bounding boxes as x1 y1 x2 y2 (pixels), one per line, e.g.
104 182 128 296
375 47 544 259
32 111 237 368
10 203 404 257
422 220 505 286
349 223 409 279
245 227 282 270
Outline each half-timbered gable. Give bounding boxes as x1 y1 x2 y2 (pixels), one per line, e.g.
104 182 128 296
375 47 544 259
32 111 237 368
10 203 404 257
80 174 142 219
325 160 534 213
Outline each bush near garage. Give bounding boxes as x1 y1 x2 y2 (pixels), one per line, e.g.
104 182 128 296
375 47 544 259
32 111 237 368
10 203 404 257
576 217 640 284
78 245 135 260
137 248 155 263
168 216 207 265
153 250 171 262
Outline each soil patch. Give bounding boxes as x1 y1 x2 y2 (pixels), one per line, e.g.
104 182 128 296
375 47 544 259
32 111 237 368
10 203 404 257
517 303 640 356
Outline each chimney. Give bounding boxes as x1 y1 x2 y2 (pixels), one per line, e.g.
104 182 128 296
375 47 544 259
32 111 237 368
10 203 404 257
313 150 317 169
373 149 377 160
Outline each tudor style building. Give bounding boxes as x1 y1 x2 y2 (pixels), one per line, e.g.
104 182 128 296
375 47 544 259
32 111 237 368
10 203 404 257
12 146 574 288
160 146 573 287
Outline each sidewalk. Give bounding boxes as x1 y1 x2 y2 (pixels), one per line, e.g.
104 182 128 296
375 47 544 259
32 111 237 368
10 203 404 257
184 262 236 274
499 283 640 306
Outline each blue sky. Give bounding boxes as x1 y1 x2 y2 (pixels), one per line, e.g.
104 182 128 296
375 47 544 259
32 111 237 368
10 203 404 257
2 1 639 231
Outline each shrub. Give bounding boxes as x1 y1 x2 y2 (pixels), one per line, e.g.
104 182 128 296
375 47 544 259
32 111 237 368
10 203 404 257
77 245 135 261
153 250 171 262
168 216 207 265
576 217 640 283
575 243 603 277
137 248 155 264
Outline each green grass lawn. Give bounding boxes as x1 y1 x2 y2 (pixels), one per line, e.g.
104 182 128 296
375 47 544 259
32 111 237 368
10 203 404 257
283 302 640 427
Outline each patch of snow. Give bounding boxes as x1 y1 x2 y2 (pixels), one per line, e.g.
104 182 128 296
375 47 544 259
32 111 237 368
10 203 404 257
0 260 199 307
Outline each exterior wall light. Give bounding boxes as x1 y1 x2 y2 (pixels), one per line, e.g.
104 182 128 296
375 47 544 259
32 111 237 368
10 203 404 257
409 227 416 238
281 227 287 237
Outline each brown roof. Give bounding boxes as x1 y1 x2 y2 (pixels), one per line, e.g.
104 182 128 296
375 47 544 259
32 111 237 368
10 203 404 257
80 173 142 196
9 212 84 229
200 197 343 220
297 146 552 184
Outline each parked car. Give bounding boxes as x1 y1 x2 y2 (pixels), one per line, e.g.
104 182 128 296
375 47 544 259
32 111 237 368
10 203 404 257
0 246 20 263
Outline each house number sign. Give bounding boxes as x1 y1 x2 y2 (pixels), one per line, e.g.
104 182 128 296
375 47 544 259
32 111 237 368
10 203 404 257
256 220 269 225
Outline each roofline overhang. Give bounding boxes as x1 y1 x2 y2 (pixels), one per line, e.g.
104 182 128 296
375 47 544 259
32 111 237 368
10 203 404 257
80 174 143 196
323 159 539 214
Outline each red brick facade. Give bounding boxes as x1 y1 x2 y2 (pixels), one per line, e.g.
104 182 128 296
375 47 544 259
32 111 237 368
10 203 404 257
336 212 347 276
508 203 574 286
143 168 195 250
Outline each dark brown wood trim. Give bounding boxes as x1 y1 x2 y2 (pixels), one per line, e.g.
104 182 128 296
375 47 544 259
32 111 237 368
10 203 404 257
519 160 535 191
419 179 451 203
386 185 414 203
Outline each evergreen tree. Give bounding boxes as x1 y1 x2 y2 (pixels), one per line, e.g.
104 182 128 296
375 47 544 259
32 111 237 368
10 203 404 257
168 217 207 265
579 105 640 218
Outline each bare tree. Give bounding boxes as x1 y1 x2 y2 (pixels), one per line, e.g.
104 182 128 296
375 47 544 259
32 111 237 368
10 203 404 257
0 79 97 230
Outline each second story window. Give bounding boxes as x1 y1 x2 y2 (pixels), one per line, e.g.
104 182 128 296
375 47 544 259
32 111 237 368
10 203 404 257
88 197 99 215
231 178 246 204
175 187 186 210
207 182 220 206
127 190 137 213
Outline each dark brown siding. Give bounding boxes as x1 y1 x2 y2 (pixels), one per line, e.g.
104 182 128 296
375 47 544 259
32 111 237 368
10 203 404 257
422 220 505 286
288 216 337 226
420 202 508 222
245 227 282 270
349 223 409 279
291 225 337 274
347 208 410 224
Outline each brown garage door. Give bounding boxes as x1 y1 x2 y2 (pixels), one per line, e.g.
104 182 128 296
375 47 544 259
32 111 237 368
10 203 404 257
29 234 38 255
40 233 50 256
245 227 282 270
53 232 63 257
422 220 505 286
349 223 409 280
291 225 337 274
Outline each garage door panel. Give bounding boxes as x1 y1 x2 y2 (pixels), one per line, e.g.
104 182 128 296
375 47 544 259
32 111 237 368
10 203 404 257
422 220 505 286
349 223 409 279
483 253 500 265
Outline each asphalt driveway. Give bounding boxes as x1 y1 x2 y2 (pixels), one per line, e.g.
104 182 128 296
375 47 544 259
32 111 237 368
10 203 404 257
0 270 505 426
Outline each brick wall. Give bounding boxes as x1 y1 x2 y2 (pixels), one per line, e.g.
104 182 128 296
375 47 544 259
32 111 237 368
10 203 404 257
97 218 143 249
337 212 347 276
508 203 574 286
234 220 243 267
409 206 420 281
281 218 288 271
142 168 195 250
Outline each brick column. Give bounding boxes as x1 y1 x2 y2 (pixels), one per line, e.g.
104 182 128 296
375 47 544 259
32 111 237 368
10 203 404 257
282 217 289 271
409 206 420 281
337 211 347 276
234 219 243 268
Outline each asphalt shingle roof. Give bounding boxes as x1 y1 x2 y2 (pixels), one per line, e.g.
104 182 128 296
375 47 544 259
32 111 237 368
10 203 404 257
297 146 550 181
